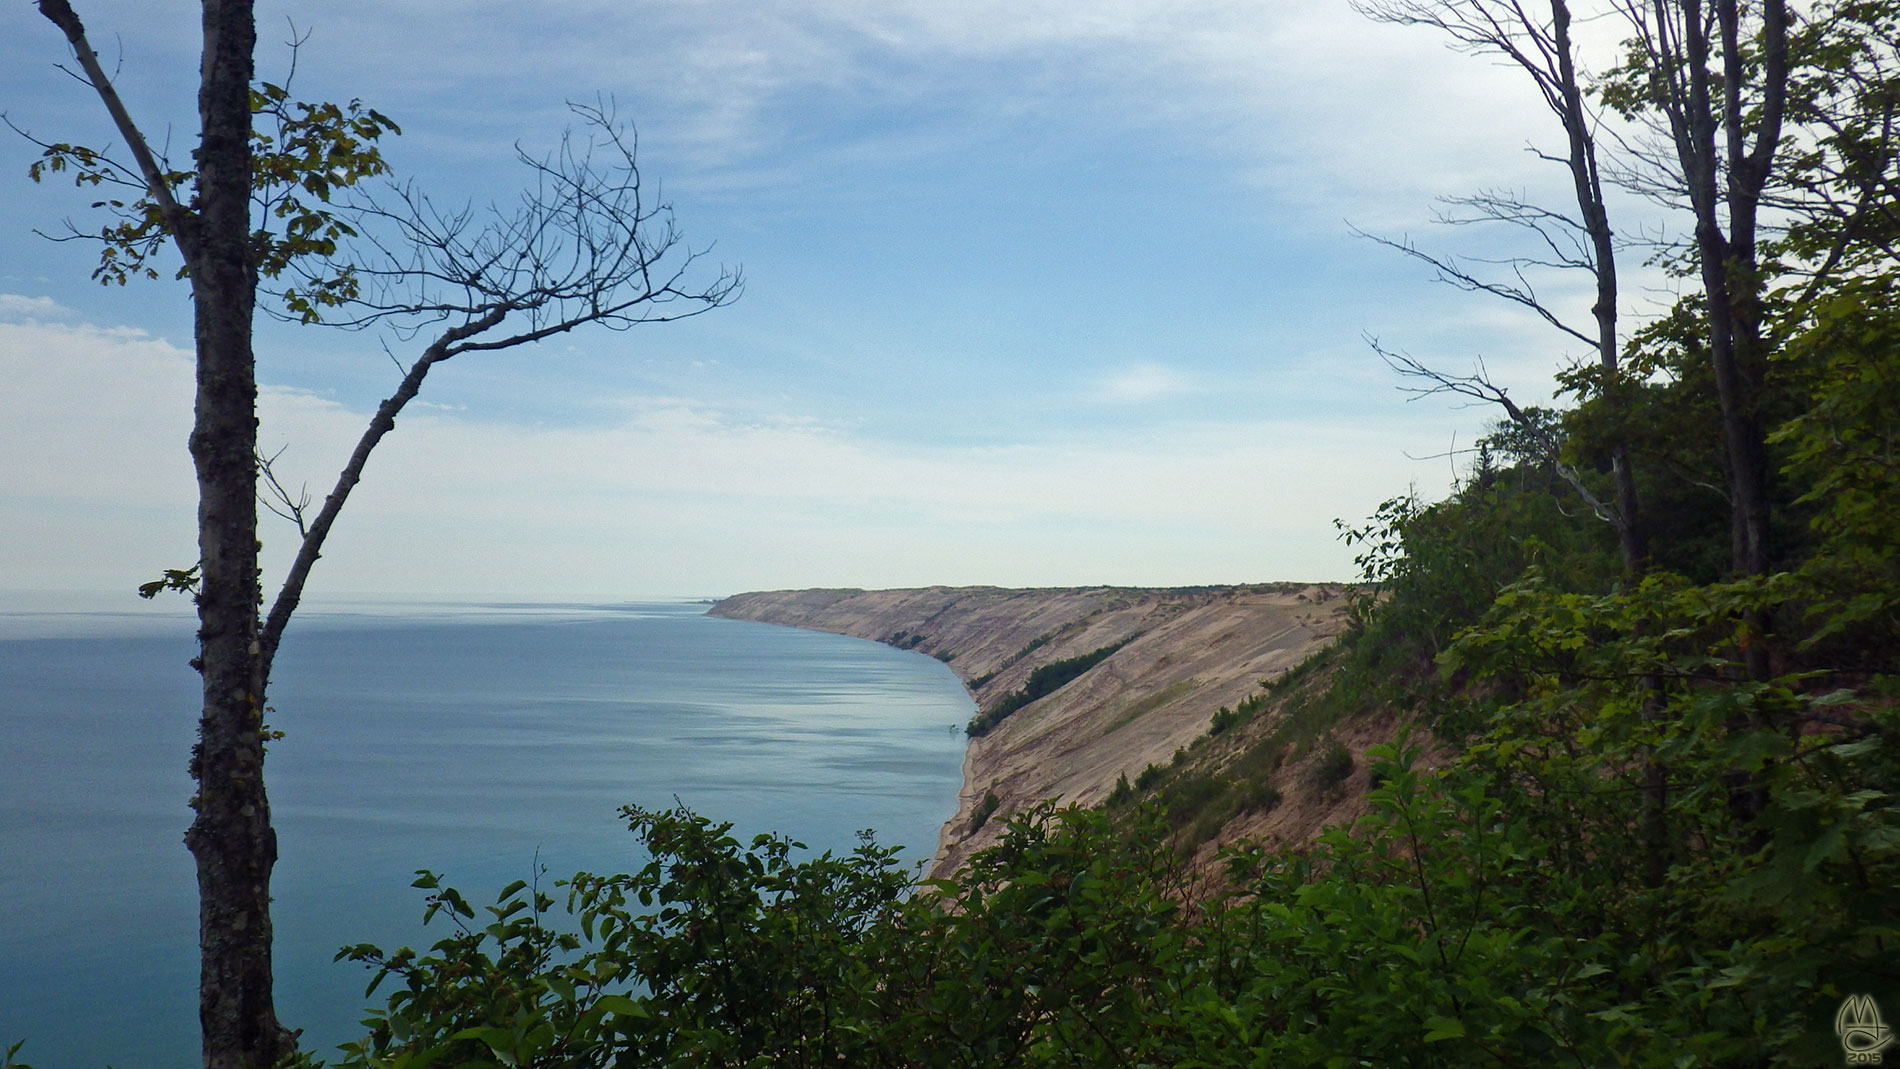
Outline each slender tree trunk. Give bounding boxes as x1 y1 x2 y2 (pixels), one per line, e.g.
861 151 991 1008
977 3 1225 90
1666 0 1783 586
1716 0 1785 695
1544 0 1673 883
1553 0 1647 575
1645 0 1783 680
179 1 297 1065
1640 0 1789 838
33 2 289 1061
37 8 730 1064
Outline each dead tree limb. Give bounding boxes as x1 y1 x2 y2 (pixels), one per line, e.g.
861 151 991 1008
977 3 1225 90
257 104 739 674
1369 335 1620 524
1353 0 1648 572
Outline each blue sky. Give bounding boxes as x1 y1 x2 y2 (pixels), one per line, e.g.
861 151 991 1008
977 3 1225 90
1 1 1660 599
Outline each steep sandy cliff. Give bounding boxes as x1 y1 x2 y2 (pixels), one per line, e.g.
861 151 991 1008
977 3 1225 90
708 584 1350 877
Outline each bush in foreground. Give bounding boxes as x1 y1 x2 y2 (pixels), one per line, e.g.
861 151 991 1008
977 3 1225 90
313 710 1899 1068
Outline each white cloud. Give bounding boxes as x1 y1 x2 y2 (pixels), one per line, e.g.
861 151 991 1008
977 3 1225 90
1091 362 1196 404
0 313 1443 597
0 293 74 322
190 0 1593 222
0 318 197 590
3 2 1566 598
0 318 195 508
253 387 1442 595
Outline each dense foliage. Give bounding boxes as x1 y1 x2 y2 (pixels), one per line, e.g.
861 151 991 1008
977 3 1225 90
305 682 1895 1068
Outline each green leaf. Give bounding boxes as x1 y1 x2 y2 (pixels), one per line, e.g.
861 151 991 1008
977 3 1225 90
594 994 648 1018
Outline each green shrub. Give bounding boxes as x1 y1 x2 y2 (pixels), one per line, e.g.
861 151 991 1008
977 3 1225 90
1209 705 1239 734
329 803 912 1069
969 790 1001 833
1241 781 1282 813
328 709 1900 1069
1308 741 1354 793
966 637 1136 737
1209 689 1273 737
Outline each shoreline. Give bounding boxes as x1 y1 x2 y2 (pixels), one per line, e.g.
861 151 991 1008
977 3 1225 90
708 583 1351 874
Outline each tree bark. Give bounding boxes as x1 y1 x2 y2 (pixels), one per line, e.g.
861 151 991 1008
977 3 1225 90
179 1 298 1065
1650 0 1784 591
36 2 291 1062
1551 0 1649 576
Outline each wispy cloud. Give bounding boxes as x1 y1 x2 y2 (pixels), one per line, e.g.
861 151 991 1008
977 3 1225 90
1091 362 1196 404
0 313 1448 595
252 0 1572 218
0 3 1605 597
0 293 73 322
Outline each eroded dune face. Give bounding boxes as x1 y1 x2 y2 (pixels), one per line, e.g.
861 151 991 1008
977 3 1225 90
710 583 1352 876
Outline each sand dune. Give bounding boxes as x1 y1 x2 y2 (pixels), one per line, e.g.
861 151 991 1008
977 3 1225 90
710 583 1350 875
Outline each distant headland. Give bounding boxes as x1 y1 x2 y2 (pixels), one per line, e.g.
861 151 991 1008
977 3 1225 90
708 584 1351 877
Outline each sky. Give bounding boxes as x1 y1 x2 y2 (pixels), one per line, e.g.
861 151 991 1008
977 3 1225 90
0 1 1671 600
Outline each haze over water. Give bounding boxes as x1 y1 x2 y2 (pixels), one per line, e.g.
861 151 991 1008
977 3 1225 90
0 596 972 1067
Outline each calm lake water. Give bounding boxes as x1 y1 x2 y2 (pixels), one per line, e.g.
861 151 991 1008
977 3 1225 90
0 596 971 1067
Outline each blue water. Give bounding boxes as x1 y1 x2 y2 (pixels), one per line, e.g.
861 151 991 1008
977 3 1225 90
0 597 971 1067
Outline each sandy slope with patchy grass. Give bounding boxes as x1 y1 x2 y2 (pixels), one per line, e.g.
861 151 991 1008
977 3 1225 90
709 584 1351 876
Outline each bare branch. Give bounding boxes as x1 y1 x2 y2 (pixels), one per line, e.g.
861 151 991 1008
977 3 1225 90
33 0 196 251
1350 223 1599 346
1355 0 1646 572
260 306 506 664
256 446 311 540
258 101 740 665
1436 189 1597 269
273 100 741 343
1367 333 1621 525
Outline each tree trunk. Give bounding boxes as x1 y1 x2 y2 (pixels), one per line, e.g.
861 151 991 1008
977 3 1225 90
33 9 733 1063
1691 0 1783 585
1640 0 1788 836
180 1 296 1065
1553 0 1648 575
1543 0 1670 882
1648 0 1782 674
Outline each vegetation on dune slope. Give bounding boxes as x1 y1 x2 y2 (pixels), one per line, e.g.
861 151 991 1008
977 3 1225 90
964 637 1137 738
305 334 1900 1063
